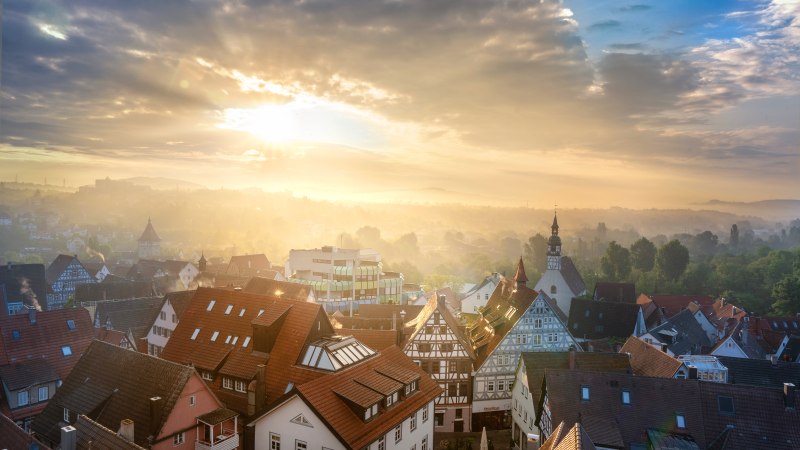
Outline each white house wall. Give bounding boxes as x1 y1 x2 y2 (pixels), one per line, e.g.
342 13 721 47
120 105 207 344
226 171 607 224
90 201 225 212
533 271 578 317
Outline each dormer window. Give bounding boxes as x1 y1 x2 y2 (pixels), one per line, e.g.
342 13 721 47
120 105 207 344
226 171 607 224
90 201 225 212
364 403 378 421
404 379 418 396
207 300 216 311
385 391 399 408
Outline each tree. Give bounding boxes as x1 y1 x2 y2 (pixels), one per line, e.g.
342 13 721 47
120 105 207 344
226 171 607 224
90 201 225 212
630 237 656 272
523 234 548 274
657 240 690 281
730 224 739 249
771 271 800 315
691 231 719 259
600 241 631 281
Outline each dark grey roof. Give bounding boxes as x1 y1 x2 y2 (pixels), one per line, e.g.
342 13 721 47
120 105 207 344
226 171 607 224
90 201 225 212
592 282 636 303
45 255 77 285
0 358 59 390
94 297 164 339
568 297 641 340
74 415 146 450
0 412 51 450
717 356 800 389
560 257 587 295
74 281 155 304
164 290 196 318
32 340 196 448
647 309 712 356
0 263 48 312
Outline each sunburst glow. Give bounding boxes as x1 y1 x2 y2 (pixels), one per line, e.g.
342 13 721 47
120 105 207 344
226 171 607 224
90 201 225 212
220 103 301 143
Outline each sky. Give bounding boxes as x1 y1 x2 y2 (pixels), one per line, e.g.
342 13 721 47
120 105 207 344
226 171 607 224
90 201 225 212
0 0 798 208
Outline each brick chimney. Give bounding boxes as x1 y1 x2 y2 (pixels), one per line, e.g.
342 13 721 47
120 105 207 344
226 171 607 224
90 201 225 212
568 345 576 370
150 396 163 434
28 306 37 325
784 383 796 409
60 425 77 450
118 418 135 442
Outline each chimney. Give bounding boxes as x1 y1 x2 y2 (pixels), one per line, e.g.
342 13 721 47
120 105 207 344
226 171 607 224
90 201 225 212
438 294 447 309
60 425 77 450
568 345 577 370
118 418 135 442
28 306 37 325
784 383 796 409
149 396 163 434
248 364 267 416
688 366 698 380
661 343 669 353
771 354 778 365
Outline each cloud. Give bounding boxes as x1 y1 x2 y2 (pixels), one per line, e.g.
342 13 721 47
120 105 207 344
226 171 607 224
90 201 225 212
588 20 622 32
618 4 652 13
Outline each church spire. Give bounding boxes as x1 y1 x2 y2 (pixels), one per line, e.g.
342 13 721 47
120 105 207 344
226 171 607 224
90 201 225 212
547 210 562 271
514 256 528 288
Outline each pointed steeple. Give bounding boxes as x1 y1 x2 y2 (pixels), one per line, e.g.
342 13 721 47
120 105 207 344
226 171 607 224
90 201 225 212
547 211 562 271
138 217 161 242
198 252 207 272
514 257 528 288
551 211 559 236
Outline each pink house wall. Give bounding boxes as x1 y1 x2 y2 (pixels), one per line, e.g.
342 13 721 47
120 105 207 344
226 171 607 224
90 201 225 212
153 373 223 450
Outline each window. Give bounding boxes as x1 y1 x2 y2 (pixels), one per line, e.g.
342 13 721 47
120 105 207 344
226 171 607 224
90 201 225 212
173 432 185 445
295 440 307 450
242 336 251 348
239 308 246 317
225 304 233 315
676 414 686 429
487 381 495 392
395 424 402 443
546 333 558 343
206 300 216 311
270 433 281 450
581 386 590 401
189 395 196 407
18 390 29 406
533 334 542 345
66 320 76 330
534 318 543 329
434 412 444 427
38 386 49 402
160 311 166 320
223 377 234 390
550 285 557 294
405 379 418 395
386 391 399 407
422 405 429 422
61 346 73 356
63 408 70 423
11 329 20 340
717 396 735 415
201 371 214 381
210 331 219 342
377 436 385 450
440 343 453 353
410 411 417 430
622 390 631 405
191 328 200 340
498 380 506 392
516 334 529 344
236 380 247 393
422 436 428 450
172 313 177 323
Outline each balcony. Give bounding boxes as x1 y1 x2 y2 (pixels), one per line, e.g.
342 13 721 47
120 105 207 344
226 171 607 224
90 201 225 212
196 408 239 450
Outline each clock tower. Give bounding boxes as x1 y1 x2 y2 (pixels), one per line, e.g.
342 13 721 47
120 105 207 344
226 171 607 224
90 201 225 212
546 212 561 271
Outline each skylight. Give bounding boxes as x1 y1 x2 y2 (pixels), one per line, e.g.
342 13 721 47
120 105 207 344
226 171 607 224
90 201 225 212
11 329 20 340
211 331 219 342
300 336 376 371
191 328 200 340
242 336 251 348
239 308 246 317
207 300 216 311
66 320 76 330
676 414 686 429
62 346 73 356
225 304 233 315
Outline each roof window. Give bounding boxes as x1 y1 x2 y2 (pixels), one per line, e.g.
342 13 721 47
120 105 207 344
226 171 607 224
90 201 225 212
581 386 590 401
225 304 233 315
717 396 735 415
11 329 20 340
211 331 219 342
622 390 631 405
62 346 73 357
66 320 76 330
207 300 216 311
242 336 251 348
191 328 200 340
239 308 246 317
676 414 686 429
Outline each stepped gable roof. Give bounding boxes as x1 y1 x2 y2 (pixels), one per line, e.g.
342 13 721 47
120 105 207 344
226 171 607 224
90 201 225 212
0 412 51 450
74 415 146 450
592 282 636 303
647 309 713 356
46 254 84 284
643 295 715 319
468 277 540 369
227 254 271 275
32 341 198 448
716 356 800 389
520 351 631 410
568 297 641 340
0 262 48 310
293 346 442 450
0 308 93 379
403 292 475 360
94 296 164 340
243 276 313 301
540 370 705 449
559 257 586 295
698 380 800 450
74 281 155 304
620 336 684 378
137 218 160 242
540 422 598 450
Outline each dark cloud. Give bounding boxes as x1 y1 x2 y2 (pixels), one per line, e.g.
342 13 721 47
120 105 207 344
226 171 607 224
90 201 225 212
588 20 622 32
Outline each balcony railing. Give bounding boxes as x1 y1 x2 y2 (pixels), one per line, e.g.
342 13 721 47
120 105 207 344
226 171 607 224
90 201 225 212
195 433 239 450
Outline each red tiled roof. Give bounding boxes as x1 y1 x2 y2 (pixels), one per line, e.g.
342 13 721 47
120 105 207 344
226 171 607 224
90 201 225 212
243 276 313 301
619 336 683 378
337 328 398 350
0 308 94 380
227 254 271 276
644 295 715 319
295 346 441 449
0 411 51 450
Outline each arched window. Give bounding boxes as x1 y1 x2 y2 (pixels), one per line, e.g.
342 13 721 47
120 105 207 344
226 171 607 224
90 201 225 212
550 285 557 294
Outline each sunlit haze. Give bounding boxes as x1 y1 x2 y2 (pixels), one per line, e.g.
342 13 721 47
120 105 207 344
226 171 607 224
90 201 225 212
1 0 798 208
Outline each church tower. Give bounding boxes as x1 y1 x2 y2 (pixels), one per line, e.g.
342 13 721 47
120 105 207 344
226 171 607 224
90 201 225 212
546 212 561 271
137 217 161 260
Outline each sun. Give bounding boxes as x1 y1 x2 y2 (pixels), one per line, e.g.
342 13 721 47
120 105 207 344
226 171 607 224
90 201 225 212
220 103 300 143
